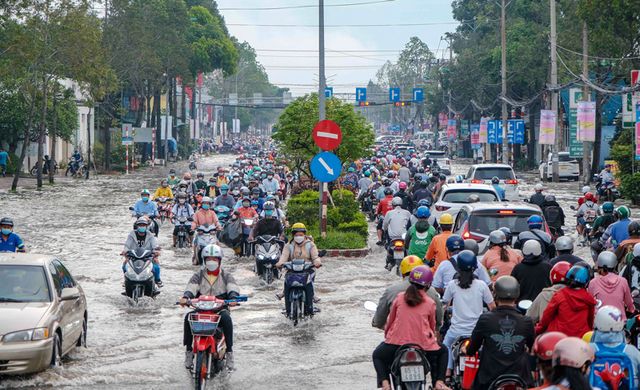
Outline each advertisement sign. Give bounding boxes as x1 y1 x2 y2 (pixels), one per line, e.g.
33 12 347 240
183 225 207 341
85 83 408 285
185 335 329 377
470 124 480 149
460 120 470 138
479 117 488 143
122 124 133 145
539 110 556 145
439 112 448 129
447 119 457 140
577 101 596 142
636 122 640 160
568 88 584 158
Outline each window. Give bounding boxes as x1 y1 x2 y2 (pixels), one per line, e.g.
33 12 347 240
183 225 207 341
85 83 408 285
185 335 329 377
469 211 538 236
473 167 515 180
0 265 51 302
442 190 498 204
48 263 63 296
52 260 75 289
454 210 468 232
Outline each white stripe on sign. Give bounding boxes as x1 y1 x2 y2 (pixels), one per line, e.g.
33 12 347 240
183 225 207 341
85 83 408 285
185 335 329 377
316 131 339 139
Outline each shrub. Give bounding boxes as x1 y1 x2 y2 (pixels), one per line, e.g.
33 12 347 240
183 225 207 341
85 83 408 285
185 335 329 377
620 173 640 204
337 213 368 238
308 228 366 250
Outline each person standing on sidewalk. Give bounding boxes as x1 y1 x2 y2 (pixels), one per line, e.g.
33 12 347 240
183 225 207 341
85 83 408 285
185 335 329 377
0 147 9 177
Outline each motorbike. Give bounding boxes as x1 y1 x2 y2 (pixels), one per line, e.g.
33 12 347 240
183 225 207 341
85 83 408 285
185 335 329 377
595 176 620 203
241 218 256 257
156 197 173 224
122 248 159 303
180 295 247 389
283 259 316 326
213 205 231 228
129 208 160 237
450 337 479 390
174 216 193 249
253 235 283 285
193 225 216 265
65 158 87 178
386 237 407 275
30 159 58 176
389 344 433 390
487 375 527 390
189 159 197 171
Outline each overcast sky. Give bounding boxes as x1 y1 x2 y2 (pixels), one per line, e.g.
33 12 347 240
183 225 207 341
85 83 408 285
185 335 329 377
216 0 456 97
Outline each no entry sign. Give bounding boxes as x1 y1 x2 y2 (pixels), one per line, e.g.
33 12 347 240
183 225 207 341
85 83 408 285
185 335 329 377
312 119 342 151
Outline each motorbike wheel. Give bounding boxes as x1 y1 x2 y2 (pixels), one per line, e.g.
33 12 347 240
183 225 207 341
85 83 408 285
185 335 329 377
194 350 209 390
178 234 186 249
30 166 37 177
131 286 140 304
265 267 273 285
80 165 88 177
65 166 71 177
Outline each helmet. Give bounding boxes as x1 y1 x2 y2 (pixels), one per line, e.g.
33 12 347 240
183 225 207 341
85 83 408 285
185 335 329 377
384 188 393 195
196 172 204 178
533 332 567 361
585 192 596 202
582 331 593 343
383 179 391 186
455 175 463 183
523 240 542 256
464 239 479 255
348 167 355 173
399 182 407 190
201 196 212 204
251 200 259 206
456 250 478 271
400 255 424 276
176 192 187 199
364 170 371 177
594 305 625 332
491 176 500 184
409 265 433 287
602 202 614 213
263 201 275 211
616 205 630 219
488 230 507 245
551 337 594 368
291 222 307 233
527 215 543 230
252 188 261 195
555 236 574 253
499 227 512 243
581 185 591 194
241 188 251 196
134 217 149 226
179 180 189 187
183 172 192 180
420 180 428 188
201 244 223 259
634 243 640 258
392 197 403 207
439 213 453 225
629 221 640 236
566 264 591 287
446 235 464 252
467 194 480 203
0 217 14 227
141 189 150 196
169 168 176 175
415 206 430 219
494 276 520 300
387 172 394 178
545 195 556 202
534 183 544 192
220 184 229 191
417 199 431 208
596 251 617 270
550 261 571 284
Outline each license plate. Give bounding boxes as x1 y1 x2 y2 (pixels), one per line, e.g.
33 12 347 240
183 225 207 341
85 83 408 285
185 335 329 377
394 251 404 260
400 365 424 382
459 356 466 371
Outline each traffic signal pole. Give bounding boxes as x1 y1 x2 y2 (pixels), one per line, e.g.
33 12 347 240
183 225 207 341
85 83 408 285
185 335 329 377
318 0 328 238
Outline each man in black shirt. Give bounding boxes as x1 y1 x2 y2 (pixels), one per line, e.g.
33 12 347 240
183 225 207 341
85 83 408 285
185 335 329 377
249 202 284 240
463 276 535 389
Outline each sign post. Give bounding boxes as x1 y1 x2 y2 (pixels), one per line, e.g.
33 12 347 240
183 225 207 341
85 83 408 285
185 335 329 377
312 119 342 238
122 124 133 174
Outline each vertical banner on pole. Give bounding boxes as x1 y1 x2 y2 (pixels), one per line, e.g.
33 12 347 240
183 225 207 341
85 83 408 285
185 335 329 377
122 124 133 174
577 101 596 142
447 119 457 140
471 124 481 149
539 110 557 145
151 127 156 165
479 117 488 143
635 123 640 160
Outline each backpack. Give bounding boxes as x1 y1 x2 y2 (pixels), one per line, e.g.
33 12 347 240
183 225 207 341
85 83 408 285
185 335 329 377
543 206 563 228
584 207 598 223
288 241 313 261
589 342 634 390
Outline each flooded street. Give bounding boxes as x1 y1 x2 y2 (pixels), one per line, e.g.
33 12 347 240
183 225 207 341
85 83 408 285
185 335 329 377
0 156 592 390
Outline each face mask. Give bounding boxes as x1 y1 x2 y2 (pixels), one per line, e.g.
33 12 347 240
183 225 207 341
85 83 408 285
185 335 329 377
234 178 239 181
265 210 274 217
243 203 250 208
1 228 11 236
142 196 149 202
137 227 147 234
268 176 273 180
162 184 167 188
205 260 219 272
221 190 228 195
202 204 210 210
294 235 305 244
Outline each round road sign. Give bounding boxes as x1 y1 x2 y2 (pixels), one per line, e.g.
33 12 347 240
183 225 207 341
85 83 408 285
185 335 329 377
312 119 342 151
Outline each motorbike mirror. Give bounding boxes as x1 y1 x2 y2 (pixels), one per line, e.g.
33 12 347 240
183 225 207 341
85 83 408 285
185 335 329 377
188 217 194 222
128 207 134 211
364 300 378 312
517 300 533 311
318 249 327 258
570 205 577 211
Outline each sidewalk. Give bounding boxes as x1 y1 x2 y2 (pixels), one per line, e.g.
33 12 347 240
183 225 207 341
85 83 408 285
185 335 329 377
0 174 75 192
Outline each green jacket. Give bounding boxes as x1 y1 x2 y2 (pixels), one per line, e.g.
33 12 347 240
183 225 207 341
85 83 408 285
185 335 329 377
406 224 436 259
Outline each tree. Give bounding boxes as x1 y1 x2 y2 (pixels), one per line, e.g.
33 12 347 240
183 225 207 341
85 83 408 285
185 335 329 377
272 94 374 176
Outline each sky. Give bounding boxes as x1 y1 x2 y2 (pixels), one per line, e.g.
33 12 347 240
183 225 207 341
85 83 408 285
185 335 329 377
216 0 457 97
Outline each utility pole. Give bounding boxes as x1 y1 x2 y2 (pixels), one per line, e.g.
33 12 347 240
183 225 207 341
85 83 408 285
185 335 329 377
500 0 509 164
581 21 591 185
446 37 453 158
164 73 170 166
318 0 328 238
550 0 560 182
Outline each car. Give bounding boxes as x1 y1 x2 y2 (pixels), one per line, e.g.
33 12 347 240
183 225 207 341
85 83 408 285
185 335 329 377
539 152 580 181
452 202 547 255
431 183 501 221
0 253 87 375
423 150 452 175
465 163 519 200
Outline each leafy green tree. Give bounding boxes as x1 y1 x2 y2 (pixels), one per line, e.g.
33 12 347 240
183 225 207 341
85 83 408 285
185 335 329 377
272 94 374 177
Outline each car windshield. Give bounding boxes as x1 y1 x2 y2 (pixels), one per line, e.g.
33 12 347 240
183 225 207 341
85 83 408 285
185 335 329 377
469 211 539 235
473 167 515 180
559 154 573 162
0 265 51 302
442 190 498 203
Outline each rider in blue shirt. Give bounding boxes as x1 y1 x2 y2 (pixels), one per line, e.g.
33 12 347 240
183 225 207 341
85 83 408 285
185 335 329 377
491 176 506 201
0 218 25 252
132 189 159 217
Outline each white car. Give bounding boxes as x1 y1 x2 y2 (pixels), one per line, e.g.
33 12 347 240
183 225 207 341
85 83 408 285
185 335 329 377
465 164 519 200
423 150 452 175
431 183 501 221
539 152 580 181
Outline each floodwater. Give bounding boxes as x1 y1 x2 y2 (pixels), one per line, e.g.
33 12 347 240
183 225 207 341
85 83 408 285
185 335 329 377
0 157 590 389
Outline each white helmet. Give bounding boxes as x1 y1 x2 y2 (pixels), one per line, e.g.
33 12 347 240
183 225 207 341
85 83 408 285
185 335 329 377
201 244 223 259
594 305 625 332
582 185 591 194
633 242 640 258
523 240 542 256
201 196 212 203
534 183 544 191
392 197 403 207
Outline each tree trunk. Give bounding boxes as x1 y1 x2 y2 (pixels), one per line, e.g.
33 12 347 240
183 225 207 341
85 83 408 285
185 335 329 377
12 91 37 191
36 76 49 189
104 103 111 171
48 85 58 184
86 107 92 179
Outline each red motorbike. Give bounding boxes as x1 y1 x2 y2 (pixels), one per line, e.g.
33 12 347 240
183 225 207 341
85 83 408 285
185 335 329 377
181 295 247 389
156 197 173 224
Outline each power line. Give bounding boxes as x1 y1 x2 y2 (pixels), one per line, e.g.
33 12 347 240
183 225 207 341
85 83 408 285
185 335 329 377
557 44 640 61
218 0 396 11
255 48 402 53
227 21 460 27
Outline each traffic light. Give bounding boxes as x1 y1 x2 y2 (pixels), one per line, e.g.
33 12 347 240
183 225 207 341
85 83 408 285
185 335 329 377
394 101 412 107
359 101 370 107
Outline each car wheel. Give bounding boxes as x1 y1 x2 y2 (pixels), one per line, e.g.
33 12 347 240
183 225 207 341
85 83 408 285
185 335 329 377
51 333 62 368
76 315 87 347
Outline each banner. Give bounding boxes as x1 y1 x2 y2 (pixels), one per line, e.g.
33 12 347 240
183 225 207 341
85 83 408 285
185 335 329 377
438 112 448 129
471 124 481 149
577 101 596 142
447 119 457 140
539 110 556 145
460 120 470 138
133 127 153 143
636 122 640 160
568 88 584 157
479 117 488 143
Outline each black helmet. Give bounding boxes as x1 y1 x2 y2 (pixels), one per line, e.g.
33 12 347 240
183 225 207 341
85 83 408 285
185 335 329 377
494 276 520 300
630 221 640 236
464 239 479 256
384 188 393 195
383 179 391 186
420 180 428 188
0 217 14 227
439 174 446 181
491 176 500 184
545 195 556 202
251 188 261 195
196 172 204 178
429 176 438 183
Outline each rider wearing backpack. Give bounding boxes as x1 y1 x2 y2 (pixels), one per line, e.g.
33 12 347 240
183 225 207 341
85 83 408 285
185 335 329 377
542 195 565 237
621 243 640 311
615 221 640 265
589 305 640 390
575 193 598 237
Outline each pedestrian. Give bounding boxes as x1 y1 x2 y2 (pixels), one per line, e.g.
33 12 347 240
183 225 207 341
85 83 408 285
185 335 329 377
0 147 9 177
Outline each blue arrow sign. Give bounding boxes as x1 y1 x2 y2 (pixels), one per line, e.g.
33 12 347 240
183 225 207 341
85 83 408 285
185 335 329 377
310 152 342 183
389 88 400 102
355 87 367 102
413 88 424 102
324 87 333 98
488 120 525 144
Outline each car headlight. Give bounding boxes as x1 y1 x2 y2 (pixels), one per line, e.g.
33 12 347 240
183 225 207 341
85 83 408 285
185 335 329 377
3 328 49 343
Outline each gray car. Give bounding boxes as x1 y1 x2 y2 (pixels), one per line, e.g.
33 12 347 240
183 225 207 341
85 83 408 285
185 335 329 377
0 253 87 375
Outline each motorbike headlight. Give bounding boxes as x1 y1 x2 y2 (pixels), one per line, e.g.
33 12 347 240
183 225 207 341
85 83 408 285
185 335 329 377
257 255 265 260
3 328 49 342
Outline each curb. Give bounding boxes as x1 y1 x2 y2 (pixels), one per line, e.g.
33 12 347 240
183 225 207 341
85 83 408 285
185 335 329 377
324 247 370 258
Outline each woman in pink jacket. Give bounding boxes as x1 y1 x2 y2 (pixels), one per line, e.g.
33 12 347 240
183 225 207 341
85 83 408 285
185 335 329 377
372 265 450 390
588 251 635 320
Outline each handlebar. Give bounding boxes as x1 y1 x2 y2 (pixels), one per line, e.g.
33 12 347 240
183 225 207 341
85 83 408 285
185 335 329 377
176 295 248 306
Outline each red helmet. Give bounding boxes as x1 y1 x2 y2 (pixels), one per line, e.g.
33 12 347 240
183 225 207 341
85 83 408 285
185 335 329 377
533 331 567 360
585 192 596 202
399 182 408 190
550 261 571 284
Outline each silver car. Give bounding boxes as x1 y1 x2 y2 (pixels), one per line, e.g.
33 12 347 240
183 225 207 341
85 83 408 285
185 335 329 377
0 253 87 375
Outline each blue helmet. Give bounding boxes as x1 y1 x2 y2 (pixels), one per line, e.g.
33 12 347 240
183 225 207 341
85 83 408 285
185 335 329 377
417 199 432 208
415 206 431 219
456 250 478 271
566 264 590 287
455 175 464 183
527 215 544 230
446 235 464 252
